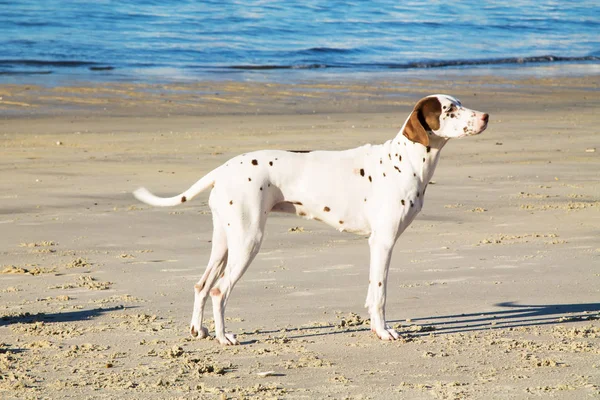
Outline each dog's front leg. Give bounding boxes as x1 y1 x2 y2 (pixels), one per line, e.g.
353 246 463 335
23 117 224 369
365 232 400 340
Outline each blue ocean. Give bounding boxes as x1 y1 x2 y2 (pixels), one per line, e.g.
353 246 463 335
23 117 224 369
1 0 599 84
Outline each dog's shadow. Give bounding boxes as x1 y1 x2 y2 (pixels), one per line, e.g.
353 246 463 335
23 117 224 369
395 301 600 335
248 301 600 342
0 306 131 327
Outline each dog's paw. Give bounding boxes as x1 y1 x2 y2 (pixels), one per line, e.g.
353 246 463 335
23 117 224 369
217 332 240 346
190 325 209 339
373 327 400 341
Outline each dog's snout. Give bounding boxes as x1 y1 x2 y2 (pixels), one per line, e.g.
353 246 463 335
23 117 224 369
481 113 489 123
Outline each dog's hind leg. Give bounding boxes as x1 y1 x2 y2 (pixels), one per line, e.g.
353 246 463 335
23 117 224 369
210 214 267 345
190 212 228 339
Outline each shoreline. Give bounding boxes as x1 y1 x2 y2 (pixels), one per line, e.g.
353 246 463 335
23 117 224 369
2 57 600 88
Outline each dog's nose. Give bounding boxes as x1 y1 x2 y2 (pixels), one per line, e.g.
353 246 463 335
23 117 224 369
481 113 489 123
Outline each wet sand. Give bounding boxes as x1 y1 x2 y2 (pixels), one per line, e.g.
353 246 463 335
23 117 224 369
1 74 599 399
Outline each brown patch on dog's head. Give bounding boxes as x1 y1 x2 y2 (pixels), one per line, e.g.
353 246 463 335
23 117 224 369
403 96 442 147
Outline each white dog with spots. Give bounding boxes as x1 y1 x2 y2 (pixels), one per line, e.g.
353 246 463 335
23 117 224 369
134 94 489 345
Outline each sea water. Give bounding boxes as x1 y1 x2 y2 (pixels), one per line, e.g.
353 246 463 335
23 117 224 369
1 0 599 84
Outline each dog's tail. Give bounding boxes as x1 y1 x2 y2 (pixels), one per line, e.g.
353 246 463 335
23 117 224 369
133 170 216 207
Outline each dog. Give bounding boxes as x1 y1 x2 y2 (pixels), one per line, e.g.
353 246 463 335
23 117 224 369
134 94 489 345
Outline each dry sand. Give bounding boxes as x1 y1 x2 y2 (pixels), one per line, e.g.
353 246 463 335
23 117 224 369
1 74 599 399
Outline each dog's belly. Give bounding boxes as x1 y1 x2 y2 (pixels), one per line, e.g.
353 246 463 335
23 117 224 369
271 200 371 235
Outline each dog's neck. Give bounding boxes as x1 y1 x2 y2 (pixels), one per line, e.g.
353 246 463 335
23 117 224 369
391 131 449 187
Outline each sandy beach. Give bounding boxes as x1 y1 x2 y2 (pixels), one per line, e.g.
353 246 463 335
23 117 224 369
1 74 599 399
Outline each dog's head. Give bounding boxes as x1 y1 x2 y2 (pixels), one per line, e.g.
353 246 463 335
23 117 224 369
403 95 489 147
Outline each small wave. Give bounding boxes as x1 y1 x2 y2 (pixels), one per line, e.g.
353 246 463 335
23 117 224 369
229 63 330 70
0 59 101 68
89 66 115 71
298 47 356 55
387 55 600 69
0 70 52 76
226 54 600 71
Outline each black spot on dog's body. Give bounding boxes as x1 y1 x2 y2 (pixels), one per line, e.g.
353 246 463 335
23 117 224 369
426 146 431 153
323 206 331 212
181 196 187 203
252 159 258 165
248 177 252 181
368 176 372 182
360 168 365 177
269 161 273 166
339 220 344 225
229 200 233 205
401 200 405 205
394 166 401 173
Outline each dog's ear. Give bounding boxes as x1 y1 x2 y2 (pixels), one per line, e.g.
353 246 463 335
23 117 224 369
403 97 442 147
